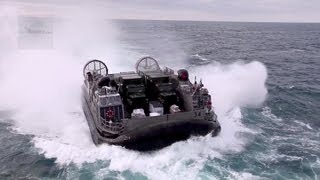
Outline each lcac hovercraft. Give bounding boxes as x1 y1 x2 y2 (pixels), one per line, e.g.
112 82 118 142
82 56 221 151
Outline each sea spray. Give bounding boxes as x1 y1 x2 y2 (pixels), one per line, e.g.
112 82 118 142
0 4 124 145
188 61 268 116
0 4 268 180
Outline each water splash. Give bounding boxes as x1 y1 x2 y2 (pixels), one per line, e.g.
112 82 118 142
0 4 268 179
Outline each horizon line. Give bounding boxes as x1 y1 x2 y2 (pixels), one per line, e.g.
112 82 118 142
4 15 320 24
112 18 320 24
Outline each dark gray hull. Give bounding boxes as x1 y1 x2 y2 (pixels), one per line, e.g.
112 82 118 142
82 90 221 151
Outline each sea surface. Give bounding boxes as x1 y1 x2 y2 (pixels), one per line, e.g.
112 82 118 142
0 18 319 179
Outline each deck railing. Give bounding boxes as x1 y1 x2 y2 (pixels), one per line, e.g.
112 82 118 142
100 117 125 133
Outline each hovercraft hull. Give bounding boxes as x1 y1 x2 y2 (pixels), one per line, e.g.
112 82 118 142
82 93 221 151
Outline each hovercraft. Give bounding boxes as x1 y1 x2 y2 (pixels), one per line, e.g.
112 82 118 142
82 56 221 151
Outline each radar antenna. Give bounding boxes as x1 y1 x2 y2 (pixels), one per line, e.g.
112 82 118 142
135 56 161 73
83 59 108 79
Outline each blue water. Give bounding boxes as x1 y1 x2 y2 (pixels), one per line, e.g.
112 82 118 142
0 19 319 179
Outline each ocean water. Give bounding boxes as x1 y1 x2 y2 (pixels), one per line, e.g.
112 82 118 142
0 17 319 180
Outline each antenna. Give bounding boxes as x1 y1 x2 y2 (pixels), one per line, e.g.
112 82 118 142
200 78 203 87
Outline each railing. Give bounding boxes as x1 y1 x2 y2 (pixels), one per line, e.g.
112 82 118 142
163 67 174 75
100 117 125 133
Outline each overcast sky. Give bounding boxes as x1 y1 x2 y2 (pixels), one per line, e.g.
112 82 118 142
1 0 320 22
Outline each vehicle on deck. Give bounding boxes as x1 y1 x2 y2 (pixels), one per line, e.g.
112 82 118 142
82 56 221 151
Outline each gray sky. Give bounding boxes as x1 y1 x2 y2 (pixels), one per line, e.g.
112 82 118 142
1 0 320 22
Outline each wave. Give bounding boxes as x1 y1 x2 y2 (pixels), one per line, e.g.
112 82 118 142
187 53 212 66
261 107 283 122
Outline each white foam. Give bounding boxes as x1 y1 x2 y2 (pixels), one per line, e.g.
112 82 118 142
228 171 265 180
294 120 313 130
261 107 282 122
0 4 268 179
